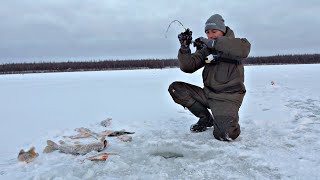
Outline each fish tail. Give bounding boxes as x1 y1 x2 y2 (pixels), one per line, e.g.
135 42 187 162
43 140 59 153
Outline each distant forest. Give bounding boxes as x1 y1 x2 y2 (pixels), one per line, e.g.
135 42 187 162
1 54 320 74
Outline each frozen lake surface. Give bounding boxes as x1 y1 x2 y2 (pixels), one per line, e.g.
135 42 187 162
0 64 319 179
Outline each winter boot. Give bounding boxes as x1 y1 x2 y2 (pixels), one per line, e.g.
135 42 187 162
188 102 214 132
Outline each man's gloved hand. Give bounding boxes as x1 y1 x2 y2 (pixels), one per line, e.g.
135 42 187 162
193 38 204 50
178 28 192 49
197 37 215 49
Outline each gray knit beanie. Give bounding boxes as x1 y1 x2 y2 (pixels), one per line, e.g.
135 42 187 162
205 14 226 33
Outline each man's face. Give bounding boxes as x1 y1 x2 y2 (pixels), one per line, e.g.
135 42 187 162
205 29 224 40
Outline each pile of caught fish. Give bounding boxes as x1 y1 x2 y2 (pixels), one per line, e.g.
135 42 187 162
18 118 135 163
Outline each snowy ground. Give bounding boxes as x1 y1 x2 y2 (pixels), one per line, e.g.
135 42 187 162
0 64 320 179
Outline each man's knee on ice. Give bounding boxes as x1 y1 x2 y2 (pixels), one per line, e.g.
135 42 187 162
213 126 240 141
212 116 240 141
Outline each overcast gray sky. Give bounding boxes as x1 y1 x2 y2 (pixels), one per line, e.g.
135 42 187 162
1 0 320 63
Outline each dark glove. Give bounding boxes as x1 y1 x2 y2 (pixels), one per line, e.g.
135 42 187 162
193 38 204 50
197 37 215 49
178 28 192 49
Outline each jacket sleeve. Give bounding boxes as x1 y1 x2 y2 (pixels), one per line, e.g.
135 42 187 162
214 37 251 58
177 48 210 73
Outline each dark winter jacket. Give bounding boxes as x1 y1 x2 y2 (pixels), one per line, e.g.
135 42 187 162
177 27 251 107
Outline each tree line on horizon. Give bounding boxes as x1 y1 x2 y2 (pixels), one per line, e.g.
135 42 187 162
0 54 320 74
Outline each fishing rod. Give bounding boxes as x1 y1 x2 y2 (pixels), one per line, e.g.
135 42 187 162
165 20 187 38
165 19 203 49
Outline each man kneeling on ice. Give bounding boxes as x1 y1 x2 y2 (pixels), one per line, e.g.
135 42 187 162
168 14 251 141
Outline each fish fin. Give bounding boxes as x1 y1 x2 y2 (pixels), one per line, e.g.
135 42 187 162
47 140 58 147
28 147 38 156
43 140 59 153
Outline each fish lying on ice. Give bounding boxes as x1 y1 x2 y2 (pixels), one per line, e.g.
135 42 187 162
63 133 91 139
101 130 135 137
74 127 100 139
64 128 135 140
84 152 118 161
18 147 39 163
43 137 107 155
64 127 101 140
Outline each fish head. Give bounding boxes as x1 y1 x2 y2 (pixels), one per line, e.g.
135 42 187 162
18 152 38 163
101 155 108 160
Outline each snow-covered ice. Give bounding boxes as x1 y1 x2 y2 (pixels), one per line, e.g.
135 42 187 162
0 64 320 179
